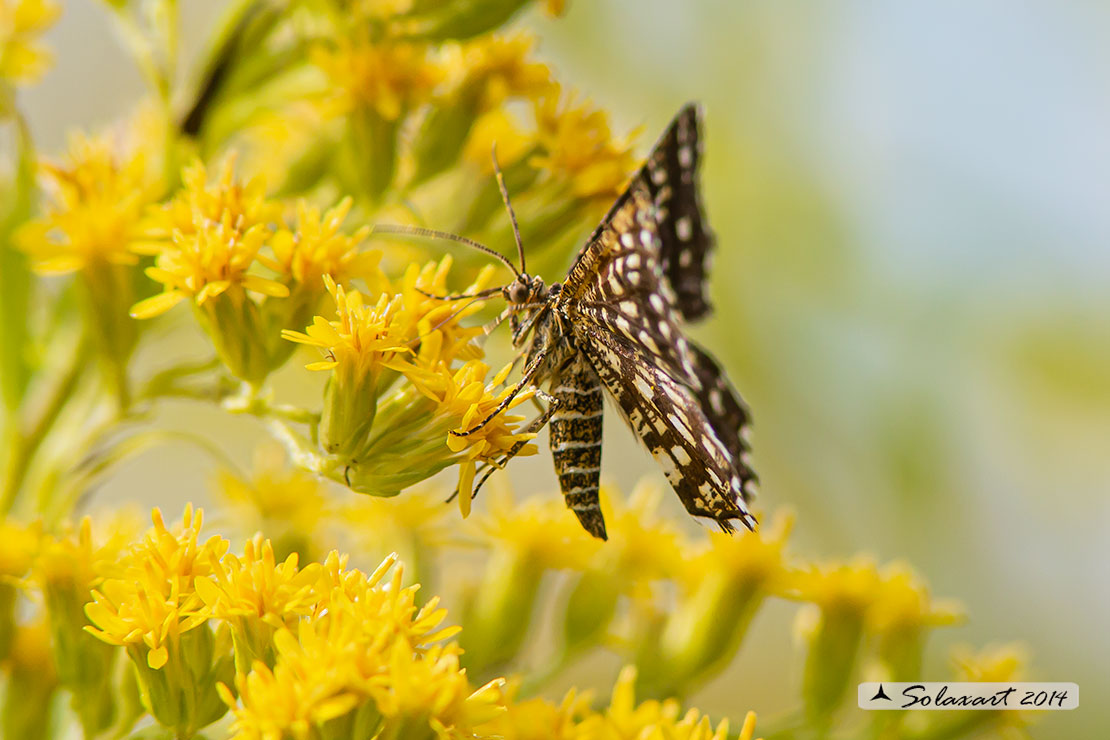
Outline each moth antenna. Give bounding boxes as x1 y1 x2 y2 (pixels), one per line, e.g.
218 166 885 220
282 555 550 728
491 144 526 276
371 224 521 278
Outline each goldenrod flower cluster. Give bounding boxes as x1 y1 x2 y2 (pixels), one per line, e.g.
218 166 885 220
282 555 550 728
0 487 1035 740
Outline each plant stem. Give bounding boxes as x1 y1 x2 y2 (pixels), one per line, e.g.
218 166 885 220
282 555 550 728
0 341 87 515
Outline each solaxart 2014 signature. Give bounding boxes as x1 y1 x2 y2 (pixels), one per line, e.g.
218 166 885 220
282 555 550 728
858 682 1079 711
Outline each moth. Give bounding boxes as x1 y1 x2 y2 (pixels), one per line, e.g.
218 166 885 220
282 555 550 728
381 104 757 539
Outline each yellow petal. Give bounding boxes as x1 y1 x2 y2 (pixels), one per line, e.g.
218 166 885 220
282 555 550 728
130 291 186 318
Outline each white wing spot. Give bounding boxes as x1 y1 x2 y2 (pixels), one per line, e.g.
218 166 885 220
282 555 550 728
679 249 693 268
678 145 693 168
676 215 692 241
639 330 660 354
672 445 691 465
659 321 672 339
709 389 724 415
639 228 654 247
649 294 666 314
635 375 654 400
616 315 634 338
620 300 639 317
669 413 697 445
608 274 625 295
625 253 641 270
653 448 678 479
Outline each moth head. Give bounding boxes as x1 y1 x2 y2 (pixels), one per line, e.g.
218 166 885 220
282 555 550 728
503 274 548 305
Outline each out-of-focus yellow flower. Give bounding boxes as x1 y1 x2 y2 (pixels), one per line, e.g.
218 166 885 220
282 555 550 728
342 487 454 582
18 132 157 275
16 128 162 387
31 515 137 737
488 685 589 740
313 37 445 121
950 643 1027 682
2 619 59 739
642 509 793 696
463 108 534 173
0 517 39 577
474 483 600 573
460 485 599 674
449 33 555 111
790 556 884 721
0 518 40 663
531 91 640 200
545 0 568 17
131 208 285 318
869 561 964 680
0 0 60 87
214 445 332 561
84 505 226 669
600 481 687 591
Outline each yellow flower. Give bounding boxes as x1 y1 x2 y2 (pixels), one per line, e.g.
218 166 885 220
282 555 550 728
950 643 1027 683
474 484 601 572
214 445 332 561
2 619 59 740
32 515 137 737
196 536 323 672
0 0 60 86
84 505 226 669
18 131 157 275
131 208 286 319
0 516 40 578
643 509 793 695
576 665 740 740
460 485 599 673
450 33 555 111
463 108 534 173
283 274 417 459
0 518 40 663
129 157 296 383
868 561 964 680
83 506 235 736
223 553 486 740
483 684 589 740
531 90 640 200
313 37 445 121
261 197 379 288
789 556 884 721
284 256 536 498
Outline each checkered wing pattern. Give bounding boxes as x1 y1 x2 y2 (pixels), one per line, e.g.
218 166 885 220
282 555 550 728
590 103 715 322
559 183 755 531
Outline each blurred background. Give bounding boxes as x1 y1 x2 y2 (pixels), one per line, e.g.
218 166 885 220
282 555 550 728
23 1 1109 736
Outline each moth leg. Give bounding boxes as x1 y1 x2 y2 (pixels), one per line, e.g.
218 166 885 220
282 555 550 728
470 389 560 500
449 346 549 437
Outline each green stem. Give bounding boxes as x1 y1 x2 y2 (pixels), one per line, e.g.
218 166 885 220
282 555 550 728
1 340 88 515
